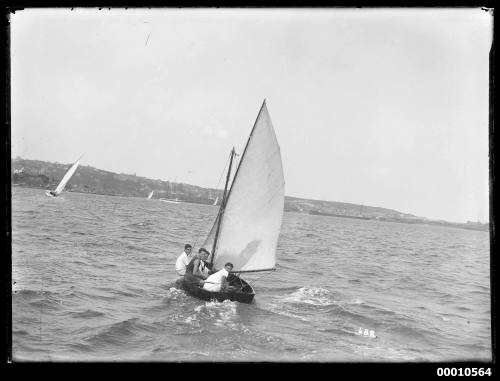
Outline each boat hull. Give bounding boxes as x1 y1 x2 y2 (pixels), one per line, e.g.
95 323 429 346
176 276 255 304
45 191 57 197
159 199 184 204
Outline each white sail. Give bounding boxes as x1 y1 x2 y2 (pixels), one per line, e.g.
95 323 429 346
212 196 218 206
204 101 285 272
53 157 82 195
203 211 220 256
148 191 154 200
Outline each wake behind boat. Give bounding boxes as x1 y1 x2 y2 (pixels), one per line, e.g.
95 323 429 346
177 100 285 304
45 154 84 197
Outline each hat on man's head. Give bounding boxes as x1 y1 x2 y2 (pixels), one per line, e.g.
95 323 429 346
198 247 210 255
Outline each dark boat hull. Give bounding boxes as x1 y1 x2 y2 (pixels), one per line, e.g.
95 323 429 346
176 275 255 304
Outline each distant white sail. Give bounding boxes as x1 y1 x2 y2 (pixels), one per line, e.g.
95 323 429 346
147 191 154 200
212 196 218 206
50 156 83 196
203 101 285 272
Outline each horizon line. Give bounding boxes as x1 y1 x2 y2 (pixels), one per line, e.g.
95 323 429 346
11 155 489 225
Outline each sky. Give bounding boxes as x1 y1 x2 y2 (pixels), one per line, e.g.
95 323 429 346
10 8 492 223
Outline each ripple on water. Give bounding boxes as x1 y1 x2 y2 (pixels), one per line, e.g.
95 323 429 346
11 188 491 361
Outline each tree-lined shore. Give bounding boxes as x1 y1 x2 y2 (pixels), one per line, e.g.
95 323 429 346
11 157 488 232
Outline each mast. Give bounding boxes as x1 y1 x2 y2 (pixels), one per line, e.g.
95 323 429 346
210 147 236 266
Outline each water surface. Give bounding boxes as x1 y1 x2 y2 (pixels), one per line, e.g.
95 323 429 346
11 187 491 361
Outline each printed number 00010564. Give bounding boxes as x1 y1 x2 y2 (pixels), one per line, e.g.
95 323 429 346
437 368 492 377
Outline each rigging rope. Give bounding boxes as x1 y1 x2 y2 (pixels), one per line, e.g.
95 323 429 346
214 152 231 192
191 151 232 250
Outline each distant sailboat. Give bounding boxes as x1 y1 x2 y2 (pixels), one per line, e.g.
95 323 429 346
147 190 154 200
160 198 183 204
45 155 84 197
178 100 284 304
212 196 219 206
160 180 185 203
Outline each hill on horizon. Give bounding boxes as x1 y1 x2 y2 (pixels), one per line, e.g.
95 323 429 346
10 156 489 232
11 156 413 215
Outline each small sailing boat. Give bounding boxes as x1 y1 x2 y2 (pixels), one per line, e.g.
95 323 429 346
160 180 185 203
45 154 84 197
212 196 219 206
160 198 183 204
178 100 285 304
147 190 154 200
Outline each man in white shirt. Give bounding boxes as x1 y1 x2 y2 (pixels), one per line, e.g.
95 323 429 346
175 244 193 276
203 262 233 292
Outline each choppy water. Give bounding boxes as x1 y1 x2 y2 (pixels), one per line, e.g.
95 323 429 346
11 187 491 362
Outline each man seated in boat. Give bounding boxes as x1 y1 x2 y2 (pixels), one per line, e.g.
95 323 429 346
183 248 210 286
48 191 57 197
197 248 215 277
203 262 236 293
175 244 193 276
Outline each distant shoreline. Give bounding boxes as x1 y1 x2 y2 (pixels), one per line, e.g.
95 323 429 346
11 157 488 232
306 208 488 232
12 184 489 233
12 184 208 205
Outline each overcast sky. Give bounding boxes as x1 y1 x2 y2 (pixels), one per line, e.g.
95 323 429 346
10 8 492 223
